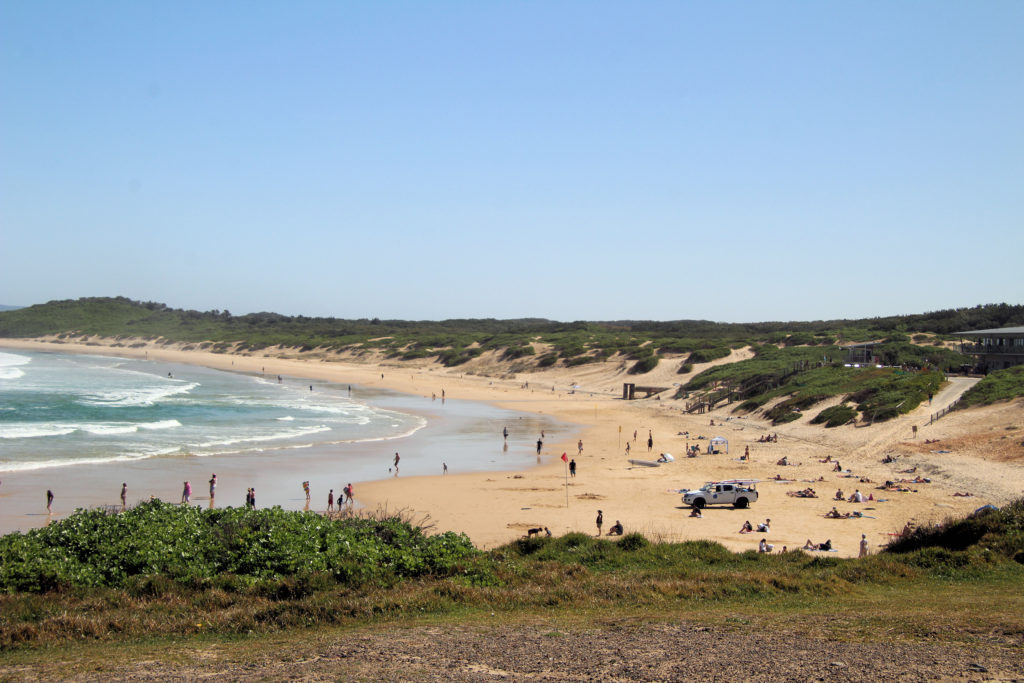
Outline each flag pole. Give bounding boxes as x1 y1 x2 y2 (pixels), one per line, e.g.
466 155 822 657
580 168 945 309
561 452 569 507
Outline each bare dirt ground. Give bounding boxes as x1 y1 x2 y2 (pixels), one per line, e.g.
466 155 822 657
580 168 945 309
2 622 1020 682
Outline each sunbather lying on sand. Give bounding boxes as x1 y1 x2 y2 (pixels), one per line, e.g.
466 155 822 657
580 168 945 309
803 538 832 551
787 488 817 498
952 491 974 497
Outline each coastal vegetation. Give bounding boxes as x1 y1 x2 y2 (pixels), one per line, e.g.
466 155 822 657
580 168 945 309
0 297 1015 429
960 366 1024 407
0 500 1021 651
0 297 1020 373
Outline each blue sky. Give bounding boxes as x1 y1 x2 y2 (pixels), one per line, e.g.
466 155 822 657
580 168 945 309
2 2 1021 322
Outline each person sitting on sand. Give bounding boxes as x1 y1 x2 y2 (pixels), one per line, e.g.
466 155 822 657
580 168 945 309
832 462 842 472
607 520 624 536
757 518 771 532
777 456 789 466
849 489 864 503
758 538 774 553
773 474 786 481
820 455 833 463
689 507 702 518
826 507 843 519
834 489 844 501
739 520 753 533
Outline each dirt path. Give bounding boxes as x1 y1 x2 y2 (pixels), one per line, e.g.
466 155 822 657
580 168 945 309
2 622 1019 682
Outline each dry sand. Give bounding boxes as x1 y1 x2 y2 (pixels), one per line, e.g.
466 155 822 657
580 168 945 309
2 337 1022 558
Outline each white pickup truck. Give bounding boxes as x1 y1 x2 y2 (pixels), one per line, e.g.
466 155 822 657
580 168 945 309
681 479 759 509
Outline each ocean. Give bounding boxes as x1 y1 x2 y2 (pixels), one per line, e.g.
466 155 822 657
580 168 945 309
0 349 564 508
0 349 428 473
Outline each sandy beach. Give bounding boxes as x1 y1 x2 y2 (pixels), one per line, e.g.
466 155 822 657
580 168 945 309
2 337 1022 558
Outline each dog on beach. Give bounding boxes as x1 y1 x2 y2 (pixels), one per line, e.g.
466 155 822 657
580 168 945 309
527 527 550 537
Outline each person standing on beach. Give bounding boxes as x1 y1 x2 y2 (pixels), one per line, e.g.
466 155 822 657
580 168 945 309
209 474 217 499
569 459 576 477
647 430 653 453
46 489 54 513
443 462 448 474
250 488 256 508
596 510 603 536
121 483 127 510
303 481 310 501
859 534 869 558
633 429 637 443
536 438 543 455
181 481 191 505
328 489 334 512
345 483 354 505
394 452 400 472
503 426 509 441
577 440 583 455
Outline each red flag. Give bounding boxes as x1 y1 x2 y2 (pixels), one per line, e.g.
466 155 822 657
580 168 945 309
561 452 568 462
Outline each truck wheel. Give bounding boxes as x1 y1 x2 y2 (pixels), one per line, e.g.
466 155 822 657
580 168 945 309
693 499 706 509
734 497 748 509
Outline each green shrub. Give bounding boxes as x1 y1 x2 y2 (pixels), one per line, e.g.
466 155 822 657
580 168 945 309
629 356 659 374
810 404 858 427
677 363 694 374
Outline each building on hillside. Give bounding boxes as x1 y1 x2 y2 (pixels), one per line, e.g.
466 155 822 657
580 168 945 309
952 326 1024 372
841 341 884 365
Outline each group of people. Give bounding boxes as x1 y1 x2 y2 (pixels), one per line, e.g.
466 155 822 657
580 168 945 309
595 510 624 536
739 518 771 533
757 433 779 443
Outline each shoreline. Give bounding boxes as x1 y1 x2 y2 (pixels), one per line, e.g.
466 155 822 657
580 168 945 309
2 337 1022 555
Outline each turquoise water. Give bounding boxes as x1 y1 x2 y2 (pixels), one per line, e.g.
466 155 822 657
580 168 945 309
0 350 426 473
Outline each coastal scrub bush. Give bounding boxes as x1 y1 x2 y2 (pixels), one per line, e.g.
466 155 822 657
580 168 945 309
810 404 858 427
629 355 659 374
686 347 731 364
677 363 694 374
960 366 1024 407
0 502 479 593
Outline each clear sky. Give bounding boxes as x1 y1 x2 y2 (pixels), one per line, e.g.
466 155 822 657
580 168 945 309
2 2 1021 322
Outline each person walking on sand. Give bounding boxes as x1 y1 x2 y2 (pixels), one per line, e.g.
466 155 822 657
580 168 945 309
577 439 583 455
46 489 54 513
394 452 400 472
121 482 127 510
625 441 631 456
596 510 603 536
181 481 192 505
503 426 508 441
569 459 576 477
647 430 653 453
328 489 334 512
443 462 448 474
536 438 543 455
345 483 354 505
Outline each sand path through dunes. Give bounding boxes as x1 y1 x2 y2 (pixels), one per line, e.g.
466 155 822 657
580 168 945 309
847 375 980 460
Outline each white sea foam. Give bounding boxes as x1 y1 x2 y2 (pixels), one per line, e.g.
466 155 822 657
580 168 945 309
0 351 30 380
0 424 77 439
0 419 183 439
196 425 332 448
79 382 200 407
277 416 295 421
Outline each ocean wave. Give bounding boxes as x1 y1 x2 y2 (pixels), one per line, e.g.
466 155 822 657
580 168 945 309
0 351 31 380
78 382 200 407
0 367 26 380
277 416 295 421
0 451 154 473
195 425 333 448
0 424 78 439
0 419 183 439
0 351 31 368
